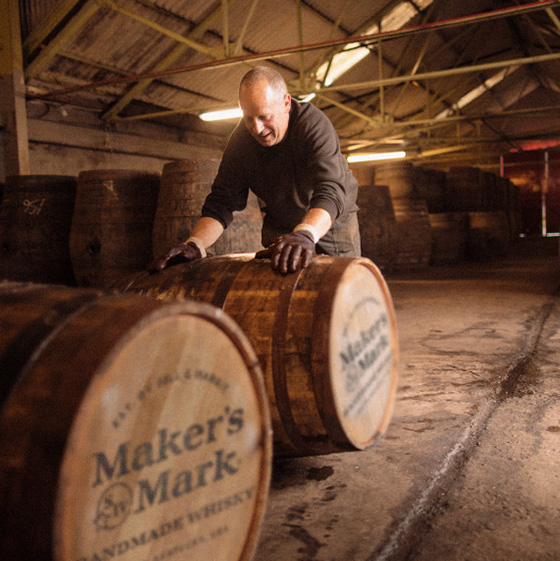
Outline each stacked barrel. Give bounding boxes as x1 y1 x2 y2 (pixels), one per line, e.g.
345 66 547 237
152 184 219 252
0 159 264 289
0 175 77 284
153 159 262 260
353 161 433 271
352 161 522 270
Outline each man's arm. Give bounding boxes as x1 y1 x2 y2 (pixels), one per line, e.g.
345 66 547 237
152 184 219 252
187 216 226 253
295 207 333 242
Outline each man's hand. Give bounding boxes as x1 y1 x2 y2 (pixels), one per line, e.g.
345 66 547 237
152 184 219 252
255 230 315 273
147 241 202 274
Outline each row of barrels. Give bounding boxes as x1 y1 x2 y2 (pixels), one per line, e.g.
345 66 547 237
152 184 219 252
0 253 399 561
0 161 263 288
357 184 519 271
0 160 522 288
353 160 522 271
351 161 521 214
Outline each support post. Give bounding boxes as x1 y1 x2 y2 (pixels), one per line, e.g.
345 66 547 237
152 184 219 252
0 0 30 176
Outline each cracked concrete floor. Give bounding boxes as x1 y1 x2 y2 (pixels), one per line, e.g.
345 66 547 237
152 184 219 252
253 236 560 561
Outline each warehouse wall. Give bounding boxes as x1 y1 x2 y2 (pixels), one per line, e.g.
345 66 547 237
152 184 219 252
0 101 226 182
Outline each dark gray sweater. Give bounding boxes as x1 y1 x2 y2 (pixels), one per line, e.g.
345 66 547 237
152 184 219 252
202 99 360 253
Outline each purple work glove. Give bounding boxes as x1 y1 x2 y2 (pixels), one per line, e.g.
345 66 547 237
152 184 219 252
147 241 202 274
255 230 315 274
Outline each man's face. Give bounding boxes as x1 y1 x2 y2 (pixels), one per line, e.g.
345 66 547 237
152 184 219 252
239 81 291 147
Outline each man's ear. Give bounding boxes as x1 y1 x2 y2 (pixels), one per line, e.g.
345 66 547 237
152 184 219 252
284 93 292 112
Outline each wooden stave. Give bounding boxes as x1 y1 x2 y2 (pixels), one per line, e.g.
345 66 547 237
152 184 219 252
392 198 433 270
153 159 220 258
0 288 271 561
0 281 104 408
373 161 417 199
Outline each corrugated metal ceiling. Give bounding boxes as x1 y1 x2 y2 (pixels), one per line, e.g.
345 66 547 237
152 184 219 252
18 0 560 168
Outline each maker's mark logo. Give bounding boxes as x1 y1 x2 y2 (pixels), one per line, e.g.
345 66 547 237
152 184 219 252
95 482 133 530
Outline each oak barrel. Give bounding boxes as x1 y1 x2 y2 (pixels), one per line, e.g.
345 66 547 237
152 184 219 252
392 198 433 270
152 159 263 259
374 161 417 199
69 169 160 288
467 211 510 261
428 212 469 265
152 159 220 258
357 185 397 271
445 167 485 212
0 175 77 285
115 255 399 458
210 190 263 256
0 285 271 561
348 163 375 187
414 167 446 213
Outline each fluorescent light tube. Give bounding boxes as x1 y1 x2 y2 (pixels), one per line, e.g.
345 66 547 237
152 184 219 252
199 108 243 121
347 151 406 163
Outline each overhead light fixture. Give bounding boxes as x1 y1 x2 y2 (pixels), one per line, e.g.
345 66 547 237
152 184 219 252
316 0 434 86
434 66 520 120
297 93 316 102
347 151 406 163
199 108 243 121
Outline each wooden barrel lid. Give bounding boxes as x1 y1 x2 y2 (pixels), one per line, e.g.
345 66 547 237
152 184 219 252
0 294 271 561
313 257 399 450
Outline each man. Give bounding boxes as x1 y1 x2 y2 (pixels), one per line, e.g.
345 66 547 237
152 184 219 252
149 65 360 275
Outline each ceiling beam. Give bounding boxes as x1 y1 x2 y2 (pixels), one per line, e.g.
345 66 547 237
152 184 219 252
103 0 217 58
29 0 560 102
317 52 560 94
101 0 239 122
25 0 100 80
22 0 81 58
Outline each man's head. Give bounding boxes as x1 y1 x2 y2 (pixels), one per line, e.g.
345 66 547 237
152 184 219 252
238 66 291 147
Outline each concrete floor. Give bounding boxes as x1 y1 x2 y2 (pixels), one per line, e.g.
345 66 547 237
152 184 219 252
253 236 560 561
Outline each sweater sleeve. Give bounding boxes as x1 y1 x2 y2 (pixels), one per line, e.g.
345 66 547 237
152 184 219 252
296 103 357 222
201 127 250 229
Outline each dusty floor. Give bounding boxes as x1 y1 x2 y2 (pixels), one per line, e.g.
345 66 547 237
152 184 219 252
253 236 560 561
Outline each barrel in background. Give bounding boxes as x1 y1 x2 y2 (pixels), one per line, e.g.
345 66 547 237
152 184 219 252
445 167 485 212
69 169 160 288
467 211 511 261
115 255 399 458
392 198 433 270
357 184 397 272
152 159 220 258
153 159 263 259
373 161 417 199
414 167 446 213
0 175 77 285
0 284 271 561
210 190 263 256
505 178 522 242
429 212 469 265
348 162 375 187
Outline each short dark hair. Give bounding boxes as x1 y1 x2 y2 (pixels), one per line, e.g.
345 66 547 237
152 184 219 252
239 66 288 99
